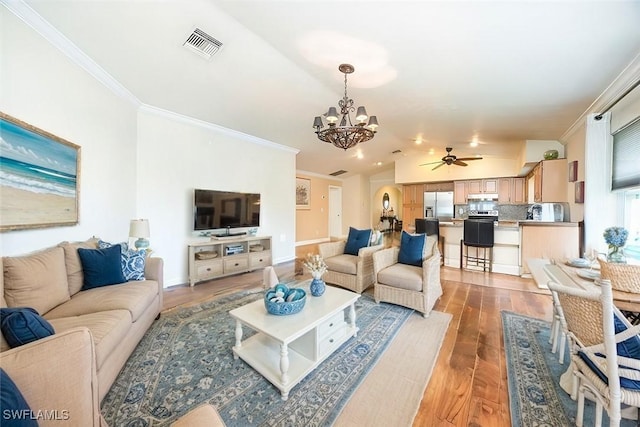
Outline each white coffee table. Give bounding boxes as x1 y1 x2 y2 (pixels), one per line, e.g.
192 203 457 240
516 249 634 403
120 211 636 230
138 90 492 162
229 282 360 400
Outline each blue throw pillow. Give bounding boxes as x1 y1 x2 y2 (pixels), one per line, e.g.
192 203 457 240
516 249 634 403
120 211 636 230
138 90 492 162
98 240 146 281
0 307 54 348
344 227 372 256
398 231 426 267
578 312 640 390
78 244 127 290
0 368 38 426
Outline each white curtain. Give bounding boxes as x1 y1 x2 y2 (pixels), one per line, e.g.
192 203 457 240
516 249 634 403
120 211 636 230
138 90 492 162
584 112 617 253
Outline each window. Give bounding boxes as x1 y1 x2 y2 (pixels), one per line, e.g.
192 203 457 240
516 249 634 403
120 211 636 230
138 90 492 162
612 116 640 191
624 189 640 262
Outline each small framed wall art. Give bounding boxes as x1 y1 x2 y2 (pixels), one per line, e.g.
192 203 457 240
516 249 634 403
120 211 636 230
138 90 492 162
575 181 584 203
296 177 311 209
568 160 578 182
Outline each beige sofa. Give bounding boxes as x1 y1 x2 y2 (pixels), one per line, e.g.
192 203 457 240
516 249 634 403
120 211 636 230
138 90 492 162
0 238 163 402
0 327 225 427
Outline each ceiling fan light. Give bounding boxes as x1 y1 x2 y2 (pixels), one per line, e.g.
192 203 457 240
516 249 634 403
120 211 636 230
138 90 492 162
356 106 368 122
326 107 338 123
367 115 379 131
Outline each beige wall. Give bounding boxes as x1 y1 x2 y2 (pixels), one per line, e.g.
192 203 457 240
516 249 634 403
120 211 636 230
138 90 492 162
295 173 342 243
564 126 586 222
342 174 372 234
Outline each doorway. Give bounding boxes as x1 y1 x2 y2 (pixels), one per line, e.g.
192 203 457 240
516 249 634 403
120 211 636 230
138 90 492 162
329 186 342 238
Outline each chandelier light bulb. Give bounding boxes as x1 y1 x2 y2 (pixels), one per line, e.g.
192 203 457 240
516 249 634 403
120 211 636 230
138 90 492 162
356 106 368 122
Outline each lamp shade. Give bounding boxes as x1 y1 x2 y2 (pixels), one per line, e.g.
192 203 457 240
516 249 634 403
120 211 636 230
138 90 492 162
129 219 150 238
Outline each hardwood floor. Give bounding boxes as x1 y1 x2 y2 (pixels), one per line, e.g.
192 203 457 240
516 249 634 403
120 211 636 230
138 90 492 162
163 244 553 427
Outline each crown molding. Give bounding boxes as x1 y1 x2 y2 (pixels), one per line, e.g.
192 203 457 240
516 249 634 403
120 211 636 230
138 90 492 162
139 104 299 154
560 51 640 142
2 0 142 107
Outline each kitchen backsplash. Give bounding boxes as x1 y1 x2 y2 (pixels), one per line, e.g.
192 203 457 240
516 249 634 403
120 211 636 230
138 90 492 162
454 204 529 220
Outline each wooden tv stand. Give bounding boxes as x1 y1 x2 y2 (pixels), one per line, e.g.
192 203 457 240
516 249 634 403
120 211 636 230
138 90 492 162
188 235 272 286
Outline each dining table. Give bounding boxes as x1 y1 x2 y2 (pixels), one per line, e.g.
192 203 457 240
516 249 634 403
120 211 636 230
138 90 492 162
543 259 640 321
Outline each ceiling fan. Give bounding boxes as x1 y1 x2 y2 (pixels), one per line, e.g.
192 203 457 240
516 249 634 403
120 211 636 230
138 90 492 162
419 147 483 170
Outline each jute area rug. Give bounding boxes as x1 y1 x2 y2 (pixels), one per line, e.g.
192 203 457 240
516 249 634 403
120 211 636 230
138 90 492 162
102 288 451 426
502 311 636 427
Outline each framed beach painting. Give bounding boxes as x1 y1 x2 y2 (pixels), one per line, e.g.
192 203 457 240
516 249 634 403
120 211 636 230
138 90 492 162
0 112 80 231
296 177 310 209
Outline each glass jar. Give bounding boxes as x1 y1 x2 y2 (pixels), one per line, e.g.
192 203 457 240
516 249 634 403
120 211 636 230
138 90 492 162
607 245 627 264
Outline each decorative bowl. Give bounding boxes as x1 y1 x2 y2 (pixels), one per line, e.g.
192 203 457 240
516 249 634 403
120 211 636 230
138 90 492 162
264 285 306 316
543 149 559 160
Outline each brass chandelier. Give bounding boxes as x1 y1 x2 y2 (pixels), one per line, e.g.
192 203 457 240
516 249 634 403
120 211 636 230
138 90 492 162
312 64 379 150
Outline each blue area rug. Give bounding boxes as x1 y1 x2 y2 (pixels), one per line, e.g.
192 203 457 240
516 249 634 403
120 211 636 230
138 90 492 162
101 289 414 426
502 311 635 427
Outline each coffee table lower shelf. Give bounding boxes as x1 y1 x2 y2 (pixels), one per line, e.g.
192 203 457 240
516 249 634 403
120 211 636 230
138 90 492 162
233 324 357 400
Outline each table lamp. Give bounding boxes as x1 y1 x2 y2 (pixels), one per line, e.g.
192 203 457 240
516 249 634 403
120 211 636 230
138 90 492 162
129 219 150 250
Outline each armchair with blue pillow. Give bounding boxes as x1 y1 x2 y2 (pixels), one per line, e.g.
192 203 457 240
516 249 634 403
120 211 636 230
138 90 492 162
372 231 442 318
548 278 640 427
317 227 384 294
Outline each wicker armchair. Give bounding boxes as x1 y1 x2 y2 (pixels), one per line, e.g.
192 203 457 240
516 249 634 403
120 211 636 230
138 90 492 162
548 278 640 427
318 240 384 294
372 235 442 318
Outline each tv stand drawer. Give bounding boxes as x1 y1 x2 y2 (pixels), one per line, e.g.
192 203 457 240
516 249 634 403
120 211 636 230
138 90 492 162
224 256 249 274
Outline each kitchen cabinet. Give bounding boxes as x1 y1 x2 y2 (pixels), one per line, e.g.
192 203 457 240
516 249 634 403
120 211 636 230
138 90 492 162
403 184 424 231
498 177 526 204
466 179 497 194
454 181 468 204
403 184 424 205
511 177 526 204
529 159 567 203
467 180 482 194
402 205 423 232
424 181 454 192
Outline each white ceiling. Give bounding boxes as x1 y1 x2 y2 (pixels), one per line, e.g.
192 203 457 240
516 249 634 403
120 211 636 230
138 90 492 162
20 0 640 178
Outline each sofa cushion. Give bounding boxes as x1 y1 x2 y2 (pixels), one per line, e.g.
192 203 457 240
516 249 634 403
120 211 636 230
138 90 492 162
58 238 99 296
398 231 426 267
48 310 131 370
3 247 70 315
344 227 372 256
0 368 38 427
98 240 146 281
324 254 358 275
0 307 55 348
44 280 159 323
377 263 423 291
78 245 127 290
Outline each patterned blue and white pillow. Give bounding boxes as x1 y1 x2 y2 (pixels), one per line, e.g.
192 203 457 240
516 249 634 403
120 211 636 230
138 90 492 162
98 240 146 281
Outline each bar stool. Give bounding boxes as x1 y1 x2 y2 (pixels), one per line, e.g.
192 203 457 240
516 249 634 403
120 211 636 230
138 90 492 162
416 218 444 265
460 219 494 272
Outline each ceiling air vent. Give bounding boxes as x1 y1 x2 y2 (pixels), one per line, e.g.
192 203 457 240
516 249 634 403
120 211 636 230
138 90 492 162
183 28 223 60
330 170 348 177
392 149 402 154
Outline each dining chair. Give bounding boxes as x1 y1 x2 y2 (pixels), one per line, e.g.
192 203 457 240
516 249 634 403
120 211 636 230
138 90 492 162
549 288 568 365
547 278 640 427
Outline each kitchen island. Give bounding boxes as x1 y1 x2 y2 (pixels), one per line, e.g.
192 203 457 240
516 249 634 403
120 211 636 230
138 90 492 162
439 220 580 276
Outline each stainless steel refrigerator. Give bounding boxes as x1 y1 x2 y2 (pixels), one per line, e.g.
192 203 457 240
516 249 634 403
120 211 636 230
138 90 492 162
423 191 454 220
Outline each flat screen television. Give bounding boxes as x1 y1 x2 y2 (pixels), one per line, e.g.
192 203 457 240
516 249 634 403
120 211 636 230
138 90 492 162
193 189 260 231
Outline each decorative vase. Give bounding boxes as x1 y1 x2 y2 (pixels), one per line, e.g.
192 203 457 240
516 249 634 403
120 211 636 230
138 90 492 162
310 273 326 296
607 245 626 264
